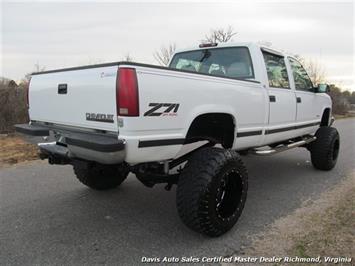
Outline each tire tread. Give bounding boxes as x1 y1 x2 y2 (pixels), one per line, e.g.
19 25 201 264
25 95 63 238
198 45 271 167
176 147 248 237
310 127 340 171
73 162 129 190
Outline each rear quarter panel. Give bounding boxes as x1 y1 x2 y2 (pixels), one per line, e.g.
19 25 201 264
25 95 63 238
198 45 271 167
119 65 268 164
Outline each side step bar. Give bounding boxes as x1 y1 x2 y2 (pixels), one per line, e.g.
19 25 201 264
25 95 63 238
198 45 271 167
250 136 316 156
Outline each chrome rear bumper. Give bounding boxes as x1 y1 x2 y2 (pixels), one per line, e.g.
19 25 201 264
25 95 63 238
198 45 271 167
15 123 125 164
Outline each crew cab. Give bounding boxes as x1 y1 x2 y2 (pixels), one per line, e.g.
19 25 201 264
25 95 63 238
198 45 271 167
16 42 340 237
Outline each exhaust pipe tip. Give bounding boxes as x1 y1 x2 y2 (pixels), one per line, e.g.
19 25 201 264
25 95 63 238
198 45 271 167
48 156 54 165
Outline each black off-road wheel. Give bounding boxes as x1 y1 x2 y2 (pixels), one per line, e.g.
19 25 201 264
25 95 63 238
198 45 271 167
73 161 129 190
310 127 340 171
176 147 248 237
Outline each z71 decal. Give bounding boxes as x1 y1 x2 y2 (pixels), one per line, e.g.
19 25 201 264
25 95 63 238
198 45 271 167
144 103 180 117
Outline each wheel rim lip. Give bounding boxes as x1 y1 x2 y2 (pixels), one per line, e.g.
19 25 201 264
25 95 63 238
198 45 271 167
215 168 243 220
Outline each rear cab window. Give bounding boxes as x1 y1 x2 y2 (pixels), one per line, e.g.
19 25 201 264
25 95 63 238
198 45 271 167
169 47 254 80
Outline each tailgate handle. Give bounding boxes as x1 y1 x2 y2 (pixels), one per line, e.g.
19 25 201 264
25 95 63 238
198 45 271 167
58 84 68 94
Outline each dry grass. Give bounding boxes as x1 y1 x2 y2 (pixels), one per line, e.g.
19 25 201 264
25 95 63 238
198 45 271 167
239 173 355 266
0 135 39 167
334 113 355 120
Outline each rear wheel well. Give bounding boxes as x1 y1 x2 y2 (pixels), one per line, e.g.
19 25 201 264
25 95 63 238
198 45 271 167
185 113 235 148
321 108 331 126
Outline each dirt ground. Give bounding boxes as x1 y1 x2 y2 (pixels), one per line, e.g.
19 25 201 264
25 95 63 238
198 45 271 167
238 173 354 265
0 134 39 167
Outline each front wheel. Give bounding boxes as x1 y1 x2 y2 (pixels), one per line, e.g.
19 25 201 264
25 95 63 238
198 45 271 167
310 127 340 171
176 147 248 237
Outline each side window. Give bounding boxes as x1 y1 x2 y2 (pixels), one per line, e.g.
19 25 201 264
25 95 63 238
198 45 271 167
262 52 290 88
288 58 313 91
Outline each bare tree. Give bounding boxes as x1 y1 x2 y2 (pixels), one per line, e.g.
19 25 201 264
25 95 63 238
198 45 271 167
294 56 350 114
122 53 134 62
21 63 46 84
202 25 237 43
33 62 45 72
153 43 176 66
295 56 326 85
304 59 326 85
153 26 236 66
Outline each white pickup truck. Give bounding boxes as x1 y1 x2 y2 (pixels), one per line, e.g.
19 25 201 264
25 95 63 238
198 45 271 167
16 42 340 237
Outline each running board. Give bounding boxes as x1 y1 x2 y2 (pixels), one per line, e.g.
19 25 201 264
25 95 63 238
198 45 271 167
250 136 316 156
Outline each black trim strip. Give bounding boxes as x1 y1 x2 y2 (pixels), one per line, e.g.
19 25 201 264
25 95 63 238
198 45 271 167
295 122 321 129
237 130 263 137
265 126 294 134
138 138 185 148
31 62 260 84
138 122 320 146
265 122 320 135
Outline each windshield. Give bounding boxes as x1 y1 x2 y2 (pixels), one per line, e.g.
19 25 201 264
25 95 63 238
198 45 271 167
169 47 254 79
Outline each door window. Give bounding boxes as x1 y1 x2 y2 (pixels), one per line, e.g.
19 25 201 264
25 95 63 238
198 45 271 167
288 58 313 91
262 52 290 89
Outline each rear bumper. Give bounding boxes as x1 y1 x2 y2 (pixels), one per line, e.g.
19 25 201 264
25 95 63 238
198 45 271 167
15 123 125 164
15 123 50 136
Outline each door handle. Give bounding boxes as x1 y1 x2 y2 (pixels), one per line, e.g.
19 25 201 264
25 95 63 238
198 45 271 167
269 95 276 102
297 97 302 103
58 84 68 94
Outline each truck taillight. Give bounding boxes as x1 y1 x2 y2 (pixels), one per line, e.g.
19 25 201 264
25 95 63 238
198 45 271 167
26 77 31 108
116 68 139 116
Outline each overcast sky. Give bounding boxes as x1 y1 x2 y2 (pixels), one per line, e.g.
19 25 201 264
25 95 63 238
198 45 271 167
1 1 354 91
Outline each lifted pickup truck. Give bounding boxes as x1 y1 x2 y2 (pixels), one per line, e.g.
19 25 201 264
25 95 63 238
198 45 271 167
16 42 339 237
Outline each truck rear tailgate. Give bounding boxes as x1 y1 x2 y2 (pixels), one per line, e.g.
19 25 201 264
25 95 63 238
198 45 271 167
29 66 119 132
